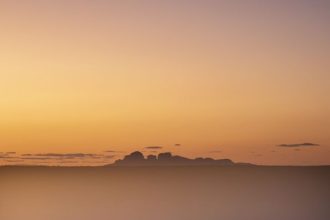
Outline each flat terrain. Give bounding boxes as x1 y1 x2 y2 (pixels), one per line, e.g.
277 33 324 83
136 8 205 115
1 166 329 220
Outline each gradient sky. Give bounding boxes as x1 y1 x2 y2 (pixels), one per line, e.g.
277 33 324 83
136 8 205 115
0 0 329 165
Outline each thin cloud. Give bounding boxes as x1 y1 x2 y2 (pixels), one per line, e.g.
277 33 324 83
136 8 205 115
19 153 105 162
0 152 19 159
21 153 98 159
4 159 24 163
278 143 320 148
18 152 113 164
20 157 54 160
104 150 125 154
34 153 97 157
144 146 163 150
0 152 17 157
0 155 18 159
6 152 16 155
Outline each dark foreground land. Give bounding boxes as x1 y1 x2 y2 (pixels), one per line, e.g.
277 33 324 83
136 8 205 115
1 166 329 220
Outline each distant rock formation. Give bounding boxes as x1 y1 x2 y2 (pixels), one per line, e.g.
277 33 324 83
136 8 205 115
146 155 157 161
111 151 238 166
123 151 144 161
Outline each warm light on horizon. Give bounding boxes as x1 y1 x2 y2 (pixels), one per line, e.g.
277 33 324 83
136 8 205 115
0 0 329 166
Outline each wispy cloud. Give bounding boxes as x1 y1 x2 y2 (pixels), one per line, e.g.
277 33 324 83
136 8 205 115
20 157 54 160
0 152 19 159
0 151 122 166
144 146 163 150
4 159 24 163
0 155 18 159
34 153 98 158
14 152 118 165
6 152 16 155
104 150 124 153
278 143 320 148
19 153 103 160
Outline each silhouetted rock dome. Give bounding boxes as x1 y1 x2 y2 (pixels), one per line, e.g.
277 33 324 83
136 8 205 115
110 151 241 167
158 152 172 160
124 151 144 161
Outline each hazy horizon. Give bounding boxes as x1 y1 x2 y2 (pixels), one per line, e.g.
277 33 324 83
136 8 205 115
1 149 330 167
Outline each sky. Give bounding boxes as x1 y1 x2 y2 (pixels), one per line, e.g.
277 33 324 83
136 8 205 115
0 0 329 166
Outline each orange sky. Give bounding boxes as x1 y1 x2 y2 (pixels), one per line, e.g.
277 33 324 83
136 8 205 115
0 0 329 165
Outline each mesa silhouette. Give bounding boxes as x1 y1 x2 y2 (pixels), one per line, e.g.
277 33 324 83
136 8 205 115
110 151 250 166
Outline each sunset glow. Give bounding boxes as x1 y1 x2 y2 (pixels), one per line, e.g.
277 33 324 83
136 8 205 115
0 0 329 166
